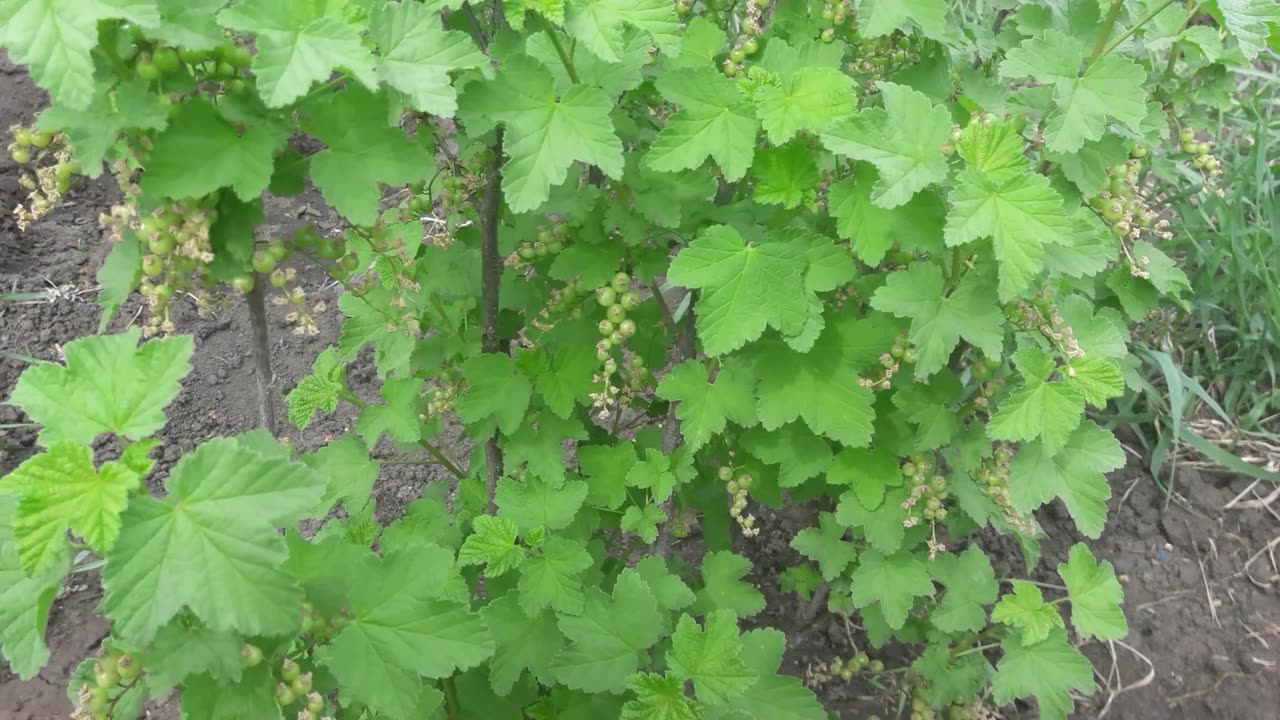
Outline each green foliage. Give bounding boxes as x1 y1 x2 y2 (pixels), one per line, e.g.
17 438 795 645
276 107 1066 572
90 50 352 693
2 0 1265 717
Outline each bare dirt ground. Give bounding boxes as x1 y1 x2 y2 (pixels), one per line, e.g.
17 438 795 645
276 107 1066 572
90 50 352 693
2 56 1277 720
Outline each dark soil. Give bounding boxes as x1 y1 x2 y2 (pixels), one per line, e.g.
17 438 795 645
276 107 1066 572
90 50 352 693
2 57 1277 720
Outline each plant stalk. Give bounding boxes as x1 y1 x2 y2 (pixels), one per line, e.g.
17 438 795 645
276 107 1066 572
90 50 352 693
246 275 277 436
535 14 580 84
480 129 507 514
1090 0 1127 60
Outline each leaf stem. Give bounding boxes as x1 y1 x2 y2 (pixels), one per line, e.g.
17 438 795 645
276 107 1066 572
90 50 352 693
295 73 351 106
536 15 580 85
442 676 460 720
1098 0 1181 60
1090 0 1127 61
342 381 468 481
953 642 1001 658
479 131 507 513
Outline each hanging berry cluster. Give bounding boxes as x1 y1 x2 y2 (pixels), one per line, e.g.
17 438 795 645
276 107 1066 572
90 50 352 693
976 444 1036 536
71 646 143 720
8 125 74 229
900 455 950 558
859 331 912 390
589 272 647 421
1177 127 1225 196
806 651 884 684
717 465 759 537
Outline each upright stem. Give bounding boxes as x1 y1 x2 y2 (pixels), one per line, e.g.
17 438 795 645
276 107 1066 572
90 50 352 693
1090 0 1126 60
246 275 277 436
1096 0 1181 61
535 14 580 84
480 130 506 514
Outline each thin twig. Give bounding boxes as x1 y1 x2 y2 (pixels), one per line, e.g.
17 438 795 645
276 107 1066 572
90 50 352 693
479 129 506 514
246 276 277 436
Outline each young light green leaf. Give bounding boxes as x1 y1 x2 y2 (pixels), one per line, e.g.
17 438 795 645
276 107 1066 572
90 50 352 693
928 545 998 633
754 66 855 144
519 536 594 615
703 628 827 720
694 551 765 618
821 82 951 208
354 377 425 446
648 68 760 181
667 225 808 356
622 504 668 544
790 512 857 581
848 550 935 630
5 443 137 576
827 166 946 266
497 476 588 533
141 99 285 202
1217 0 1280 60
836 487 910 554
459 57 623 212
987 348 1085 455
304 87 435 225
564 0 681 61
552 570 663 693
752 143 820 208
991 580 1065 645
1007 421 1124 538
657 359 759 450
11 329 193 447
1058 543 1127 641
101 438 324 644
857 0 948 40
370 0 487 117
0 0 158 109
622 673 703 720
286 347 345 430
870 263 1005 377
668 611 757 704
457 515 526 576
992 628 1095 720
218 0 379 108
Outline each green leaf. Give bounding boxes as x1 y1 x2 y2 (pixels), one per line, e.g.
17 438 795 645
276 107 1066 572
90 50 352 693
286 347 345 430
303 86 435 225
741 424 833 489
987 348 1085 455
1007 421 1124 538
354 377 425 445
318 547 493 719
836 487 909 553
577 443 637 510
622 504 667 544
752 143 820 208
693 551 765 618
992 628 1095 720
1132 239 1191 296
622 673 702 720
519 536 594 615
822 82 951 208
37 79 169 177
633 556 695 613
503 413 587 487
991 580 1064 646
144 615 243 691
870 263 1005 377
858 0 948 40
1066 355 1125 407
483 593 565 694
303 435 380 517
497 476 588 533
944 167 1073 301
648 68 759 181
828 166 946 266
753 318 879 446
790 512 857 581
180 665 281 720
95 236 143 332
780 565 824 600
218 0 379 108
458 515 527 577
10 329 193 447
370 0 486 117
849 550 935 630
928 545 998 633
457 353 533 436
892 375 963 451
667 225 808 356
826 447 900 510
4 443 137 575
754 66 855 144
668 611 757 704
552 569 663 693
534 346 599 419
101 438 324 644
506 0 565 28
626 449 677 503
0 0 158 109
564 0 681 61
0 495 66 679
141 99 285 202
1058 543 1127 641
657 359 758 451
912 643 989 707
459 57 623 213
704 628 827 720
1001 30 1147 153
1217 0 1280 59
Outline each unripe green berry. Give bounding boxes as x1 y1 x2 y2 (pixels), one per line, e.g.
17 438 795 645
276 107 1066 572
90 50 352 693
610 272 630 293
598 319 614 336
718 466 733 481
242 644 264 667
620 290 641 309
606 304 627 323
276 683 296 706
596 286 617 307
618 319 637 337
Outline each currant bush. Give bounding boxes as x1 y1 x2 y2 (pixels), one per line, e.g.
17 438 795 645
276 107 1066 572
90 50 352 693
2 1 1275 719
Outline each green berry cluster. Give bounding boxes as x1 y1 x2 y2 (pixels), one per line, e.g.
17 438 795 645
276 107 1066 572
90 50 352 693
516 223 568 263
590 272 647 420
717 465 758 537
900 455 951 551
274 658 325 718
1177 127 1225 195
976 444 1035 535
134 199 219 334
721 34 760 77
1088 155 1172 253
9 124 75 229
809 651 885 683
111 23 252 92
71 647 144 720
860 332 913 390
